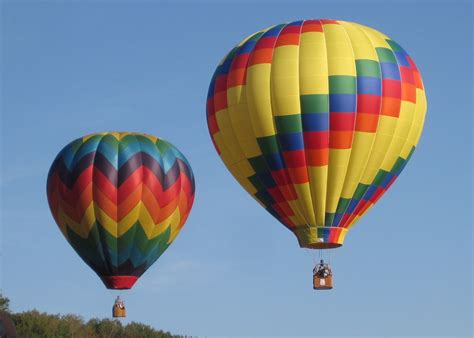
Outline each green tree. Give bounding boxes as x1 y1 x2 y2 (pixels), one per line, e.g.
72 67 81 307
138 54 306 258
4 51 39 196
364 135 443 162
86 318 123 338
2 293 185 338
123 322 177 338
0 294 10 313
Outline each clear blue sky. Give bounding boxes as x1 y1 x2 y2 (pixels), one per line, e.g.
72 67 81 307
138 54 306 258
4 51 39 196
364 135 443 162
1 1 472 337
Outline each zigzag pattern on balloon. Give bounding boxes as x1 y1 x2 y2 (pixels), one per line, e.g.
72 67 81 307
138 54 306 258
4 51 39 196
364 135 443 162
47 133 195 280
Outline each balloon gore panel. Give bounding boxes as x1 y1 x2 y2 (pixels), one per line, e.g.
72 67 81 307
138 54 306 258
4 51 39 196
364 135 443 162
47 132 195 289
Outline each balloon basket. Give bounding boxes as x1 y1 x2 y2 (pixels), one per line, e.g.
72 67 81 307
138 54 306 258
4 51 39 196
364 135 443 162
313 259 333 290
113 304 126 318
313 275 333 290
112 297 127 318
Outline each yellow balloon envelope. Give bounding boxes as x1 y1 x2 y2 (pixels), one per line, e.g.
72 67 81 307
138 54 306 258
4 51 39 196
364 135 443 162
206 19 426 249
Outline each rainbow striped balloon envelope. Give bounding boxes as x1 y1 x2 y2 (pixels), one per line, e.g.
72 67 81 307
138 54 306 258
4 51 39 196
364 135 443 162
47 132 195 289
207 19 426 249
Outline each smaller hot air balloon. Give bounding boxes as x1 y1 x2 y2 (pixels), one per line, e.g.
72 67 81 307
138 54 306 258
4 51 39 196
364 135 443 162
47 132 195 315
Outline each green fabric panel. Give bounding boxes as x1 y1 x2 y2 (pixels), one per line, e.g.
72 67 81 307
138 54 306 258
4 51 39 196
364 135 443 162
249 31 265 41
356 60 381 77
117 222 139 265
66 221 174 275
324 213 335 227
373 170 388 186
248 156 268 173
317 227 327 238
353 183 369 200
376 48 397 63
101 134 120 150
256 136 279 155
255 190 274 206
66 224 109 273
70 138 85 155
407 146 416 160
391 157 406 174
226 45 240 60
336 198 350 214
300 94 329 114
275 115 303 133
140 226 171 265
329 76 357 94
248 174 266 192
156 139 172 153
386 39 403 52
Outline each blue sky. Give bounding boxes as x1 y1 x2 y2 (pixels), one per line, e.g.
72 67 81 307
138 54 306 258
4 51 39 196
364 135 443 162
1 1 472 337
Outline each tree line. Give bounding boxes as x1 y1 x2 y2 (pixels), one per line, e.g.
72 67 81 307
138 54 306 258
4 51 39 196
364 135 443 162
0 294 187 338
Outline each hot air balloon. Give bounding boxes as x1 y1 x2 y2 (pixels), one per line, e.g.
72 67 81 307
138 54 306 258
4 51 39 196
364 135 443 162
47 132 195 313
206 19 426 289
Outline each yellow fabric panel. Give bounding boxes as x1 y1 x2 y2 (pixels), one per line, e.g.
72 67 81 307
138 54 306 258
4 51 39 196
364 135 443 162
87 204 116 237
229 162 258 195
340 21 378 61
280 190 312 227
271 45 300 116
58 204 94 238
399 89 427 158
83 133 106 142
117 203 141 236
216 108 246 162
299 31 329 94
293 183 317 225
324 24 356 76
224 77 272 201
353 23 391 49
213 127 258 202
380 101 416 171
214 68 253 173
340 132 377 198
247 64 276 137
359 115 398 185
413 89 428 147
167 210 184 243
109 132 122 140
308 166 328 225
235 159 256 179
152 206 180 239
141 134 158 143
213 132 234 165
326 149 352 213
227 86 261 158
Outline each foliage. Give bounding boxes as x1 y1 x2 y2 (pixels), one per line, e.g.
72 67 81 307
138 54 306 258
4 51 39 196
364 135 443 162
0 294 10 313
0 294 185 338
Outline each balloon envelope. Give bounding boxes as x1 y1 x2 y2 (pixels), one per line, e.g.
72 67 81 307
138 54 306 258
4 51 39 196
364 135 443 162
207 19 426 249
47 132 195 289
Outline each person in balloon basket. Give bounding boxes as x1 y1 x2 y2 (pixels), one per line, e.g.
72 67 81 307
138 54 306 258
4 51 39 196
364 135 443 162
113 296 126 318
313 260 333 290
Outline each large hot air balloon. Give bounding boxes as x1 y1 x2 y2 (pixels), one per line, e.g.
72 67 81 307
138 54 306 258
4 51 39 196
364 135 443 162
206 19 426 288
47 132 195 307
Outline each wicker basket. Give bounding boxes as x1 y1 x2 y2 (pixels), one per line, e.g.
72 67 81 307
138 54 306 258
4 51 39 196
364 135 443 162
113 304 127 318
313 274 333 290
